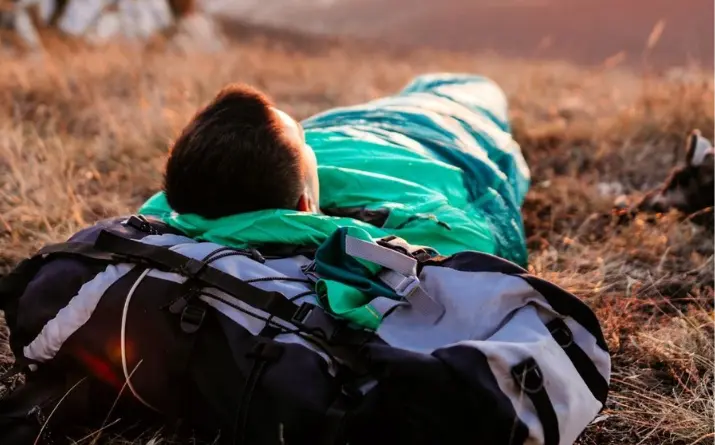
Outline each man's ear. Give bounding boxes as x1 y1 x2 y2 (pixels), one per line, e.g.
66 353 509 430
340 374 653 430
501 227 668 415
296 194 313 212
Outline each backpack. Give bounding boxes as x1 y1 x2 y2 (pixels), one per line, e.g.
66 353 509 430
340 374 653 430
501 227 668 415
0 215 611 445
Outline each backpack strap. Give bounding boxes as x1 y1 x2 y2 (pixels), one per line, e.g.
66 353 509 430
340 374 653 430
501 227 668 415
343 235 445 322
3 229 374 373
93 230 372 350
0 214 178 311
94 230 308 326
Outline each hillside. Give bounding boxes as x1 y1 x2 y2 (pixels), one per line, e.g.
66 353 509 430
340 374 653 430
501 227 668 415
0 22 713 444
211 0 714 69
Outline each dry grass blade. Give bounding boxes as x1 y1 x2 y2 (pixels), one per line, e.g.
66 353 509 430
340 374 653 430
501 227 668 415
646 20 667 51
34 377 88 445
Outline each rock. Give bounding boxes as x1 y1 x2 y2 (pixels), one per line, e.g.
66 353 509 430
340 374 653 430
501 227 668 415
1 0 221 50
596 181 625 197
614 194 629 209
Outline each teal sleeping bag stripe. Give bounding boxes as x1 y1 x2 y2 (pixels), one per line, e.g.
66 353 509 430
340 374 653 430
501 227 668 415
302 73 530 266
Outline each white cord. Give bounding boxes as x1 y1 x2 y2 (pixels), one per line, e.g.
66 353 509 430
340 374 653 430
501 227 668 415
121 268 159 412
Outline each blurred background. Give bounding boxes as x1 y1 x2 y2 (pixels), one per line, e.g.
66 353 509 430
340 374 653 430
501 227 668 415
2 0 713 70
211 0 714 70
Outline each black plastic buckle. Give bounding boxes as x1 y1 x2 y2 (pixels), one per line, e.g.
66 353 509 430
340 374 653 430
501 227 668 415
179 258 208 278
376 236 410 256
292 302 313 324
511 358 544 394
547 319 574 348
125 215 161 235
291 303 338 340
180 304 206 334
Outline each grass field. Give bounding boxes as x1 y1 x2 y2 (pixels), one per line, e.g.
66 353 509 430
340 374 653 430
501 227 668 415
0 22 713 444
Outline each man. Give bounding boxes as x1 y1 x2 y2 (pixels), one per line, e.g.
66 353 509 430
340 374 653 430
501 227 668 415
140 73 530 268
1 75 612 445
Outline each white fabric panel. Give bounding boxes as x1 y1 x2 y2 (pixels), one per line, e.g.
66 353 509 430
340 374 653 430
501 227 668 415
535 308 611 385
24 263 135 362
565 318 611 384
377 267 560 353
463 305 602 445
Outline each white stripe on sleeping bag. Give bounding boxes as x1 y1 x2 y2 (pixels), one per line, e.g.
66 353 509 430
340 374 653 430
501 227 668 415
24 263 135 362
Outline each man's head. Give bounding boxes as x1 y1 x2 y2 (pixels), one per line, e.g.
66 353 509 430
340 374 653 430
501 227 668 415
163 84 319 219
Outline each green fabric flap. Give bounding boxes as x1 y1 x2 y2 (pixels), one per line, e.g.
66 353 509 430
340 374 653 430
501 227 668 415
313 227 401 329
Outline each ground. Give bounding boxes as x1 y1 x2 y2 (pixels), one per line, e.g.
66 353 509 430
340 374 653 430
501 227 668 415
0 22 713 444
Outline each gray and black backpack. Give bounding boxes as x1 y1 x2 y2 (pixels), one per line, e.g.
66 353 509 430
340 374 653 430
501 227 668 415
0 215 610 445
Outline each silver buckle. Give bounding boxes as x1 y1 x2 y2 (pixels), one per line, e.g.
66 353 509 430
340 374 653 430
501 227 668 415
392 275 421 298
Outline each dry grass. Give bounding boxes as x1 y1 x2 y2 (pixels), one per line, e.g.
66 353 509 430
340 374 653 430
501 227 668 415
0 23 713 444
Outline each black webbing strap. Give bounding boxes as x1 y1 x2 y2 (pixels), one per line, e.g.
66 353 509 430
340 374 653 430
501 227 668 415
35 241 122 263
94 230 304 328
1 221 179 313
547 318 609 405
511 358 560 445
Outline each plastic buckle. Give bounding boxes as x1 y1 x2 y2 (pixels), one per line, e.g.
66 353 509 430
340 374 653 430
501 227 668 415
548 320 574 348
169 294 190 315
392 275 421 298
125 215 160 235
300 261 321 283
179 258 207 278
376 236 410 256
511 358 544 394
180 304 206 334
291 303 338 340
411 248 436 262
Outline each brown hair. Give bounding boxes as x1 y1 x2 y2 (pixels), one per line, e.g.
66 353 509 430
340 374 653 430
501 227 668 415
163 84 305 219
